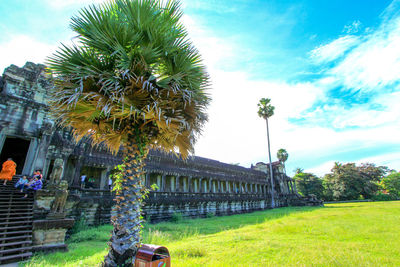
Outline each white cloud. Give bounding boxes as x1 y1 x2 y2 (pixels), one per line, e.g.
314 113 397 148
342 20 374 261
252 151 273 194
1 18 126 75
329 17 400 92
0 35 57 72
305 161 336 177
343 20 362 34
186 2 400 177
310 35 360 64
355 152 400 171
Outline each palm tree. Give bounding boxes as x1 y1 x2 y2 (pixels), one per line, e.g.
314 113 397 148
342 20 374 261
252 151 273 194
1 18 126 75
47 0 210 265
277 148 288 174
257 98 275 208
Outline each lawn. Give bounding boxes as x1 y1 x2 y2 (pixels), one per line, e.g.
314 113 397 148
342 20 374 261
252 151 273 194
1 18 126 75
24 201 400 266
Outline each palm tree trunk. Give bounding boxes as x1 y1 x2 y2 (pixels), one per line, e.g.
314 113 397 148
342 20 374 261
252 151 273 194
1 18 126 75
103 137 148 267
266 118 275 208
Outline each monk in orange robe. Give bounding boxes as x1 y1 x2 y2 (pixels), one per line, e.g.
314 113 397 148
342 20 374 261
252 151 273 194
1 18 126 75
0 158 17 185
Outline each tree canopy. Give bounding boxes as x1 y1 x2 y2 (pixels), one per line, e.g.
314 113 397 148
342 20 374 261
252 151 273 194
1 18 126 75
48 0 210 158
257 98 274 120
293 171 324 199
277 148 288 163
323 163 388 201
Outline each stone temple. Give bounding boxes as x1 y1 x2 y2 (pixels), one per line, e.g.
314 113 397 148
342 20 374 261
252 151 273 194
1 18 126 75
0 62 321 263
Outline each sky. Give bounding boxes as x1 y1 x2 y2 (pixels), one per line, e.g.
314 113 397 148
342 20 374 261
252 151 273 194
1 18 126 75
0 0 399 176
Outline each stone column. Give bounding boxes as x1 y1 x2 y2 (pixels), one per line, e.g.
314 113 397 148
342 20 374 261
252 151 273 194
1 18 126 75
175 175 180 192
208 179 212 193
71 156 83 187
217 180 221 193
161 174 166 192
199 178 203 193
183 177 187 192
99 168 108 189
156 175 161 191
145 172 151 188
32 122 53 172
188 176 192 192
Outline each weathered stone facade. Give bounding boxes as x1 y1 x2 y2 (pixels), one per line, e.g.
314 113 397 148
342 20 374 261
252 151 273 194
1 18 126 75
0 62 320 227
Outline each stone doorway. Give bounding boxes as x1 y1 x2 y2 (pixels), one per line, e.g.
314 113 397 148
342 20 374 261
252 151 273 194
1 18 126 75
0 136 31 174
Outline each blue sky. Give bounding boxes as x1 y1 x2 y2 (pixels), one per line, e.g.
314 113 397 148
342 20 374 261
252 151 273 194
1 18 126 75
1 0 399 175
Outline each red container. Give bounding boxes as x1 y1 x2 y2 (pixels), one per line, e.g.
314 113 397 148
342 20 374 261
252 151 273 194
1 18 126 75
134 244 171 267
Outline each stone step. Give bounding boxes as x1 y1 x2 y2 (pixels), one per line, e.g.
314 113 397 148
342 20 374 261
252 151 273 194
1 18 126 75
0 221 32 226
0 252 32 263
0 240 32 248
0 209 33 216
0 200 33 204
0 230 32 236
0 191 33 195
0 235 32 242
0 225 32 232
0 216 33 222
0 212 33 217
0 246 32 255
0 204 33 208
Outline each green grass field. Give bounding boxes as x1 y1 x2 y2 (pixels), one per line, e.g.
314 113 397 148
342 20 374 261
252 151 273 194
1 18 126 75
24 201 400 266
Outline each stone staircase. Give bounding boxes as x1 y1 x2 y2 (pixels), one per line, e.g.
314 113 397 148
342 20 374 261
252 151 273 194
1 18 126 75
0 175 33 265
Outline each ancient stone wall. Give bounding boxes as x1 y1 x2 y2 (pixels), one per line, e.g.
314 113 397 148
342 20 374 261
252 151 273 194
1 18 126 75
1 62 321 228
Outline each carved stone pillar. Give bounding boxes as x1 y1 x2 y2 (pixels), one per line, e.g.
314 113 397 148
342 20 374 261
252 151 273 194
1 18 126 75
208 179 212 193
161 174 166 192
175 175 180 192
33 121 53 172
145 172 151 188
71 156 83 187
188 176 192 193
198 178 203 193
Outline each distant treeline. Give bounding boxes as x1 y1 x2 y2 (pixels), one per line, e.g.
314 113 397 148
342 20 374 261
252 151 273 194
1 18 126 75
293 163 400 201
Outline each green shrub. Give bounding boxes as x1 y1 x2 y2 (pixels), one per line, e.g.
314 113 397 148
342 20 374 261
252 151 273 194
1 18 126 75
70 215 88 235
371 192 397 201
170 212 184 222
69 225 112 243
206 212 215 218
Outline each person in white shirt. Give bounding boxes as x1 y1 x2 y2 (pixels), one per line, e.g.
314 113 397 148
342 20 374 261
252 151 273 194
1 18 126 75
108 177 113 190
80 174 86 188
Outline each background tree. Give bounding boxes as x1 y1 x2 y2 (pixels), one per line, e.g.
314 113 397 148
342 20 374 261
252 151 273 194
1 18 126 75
293 171 324 199
257 98 275 208
277 148 288 174
381 171 400 198
323 162 387 201
48 0 210 265
294 167 304 174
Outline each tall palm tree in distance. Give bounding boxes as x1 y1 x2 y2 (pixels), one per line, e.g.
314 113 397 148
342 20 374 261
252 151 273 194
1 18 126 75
258 98 275 208
48 0 210 265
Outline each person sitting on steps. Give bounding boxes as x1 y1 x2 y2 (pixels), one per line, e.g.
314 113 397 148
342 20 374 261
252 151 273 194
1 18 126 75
22 175 43 198
14 175 29 192
0 158 17 186
31 169 43 180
